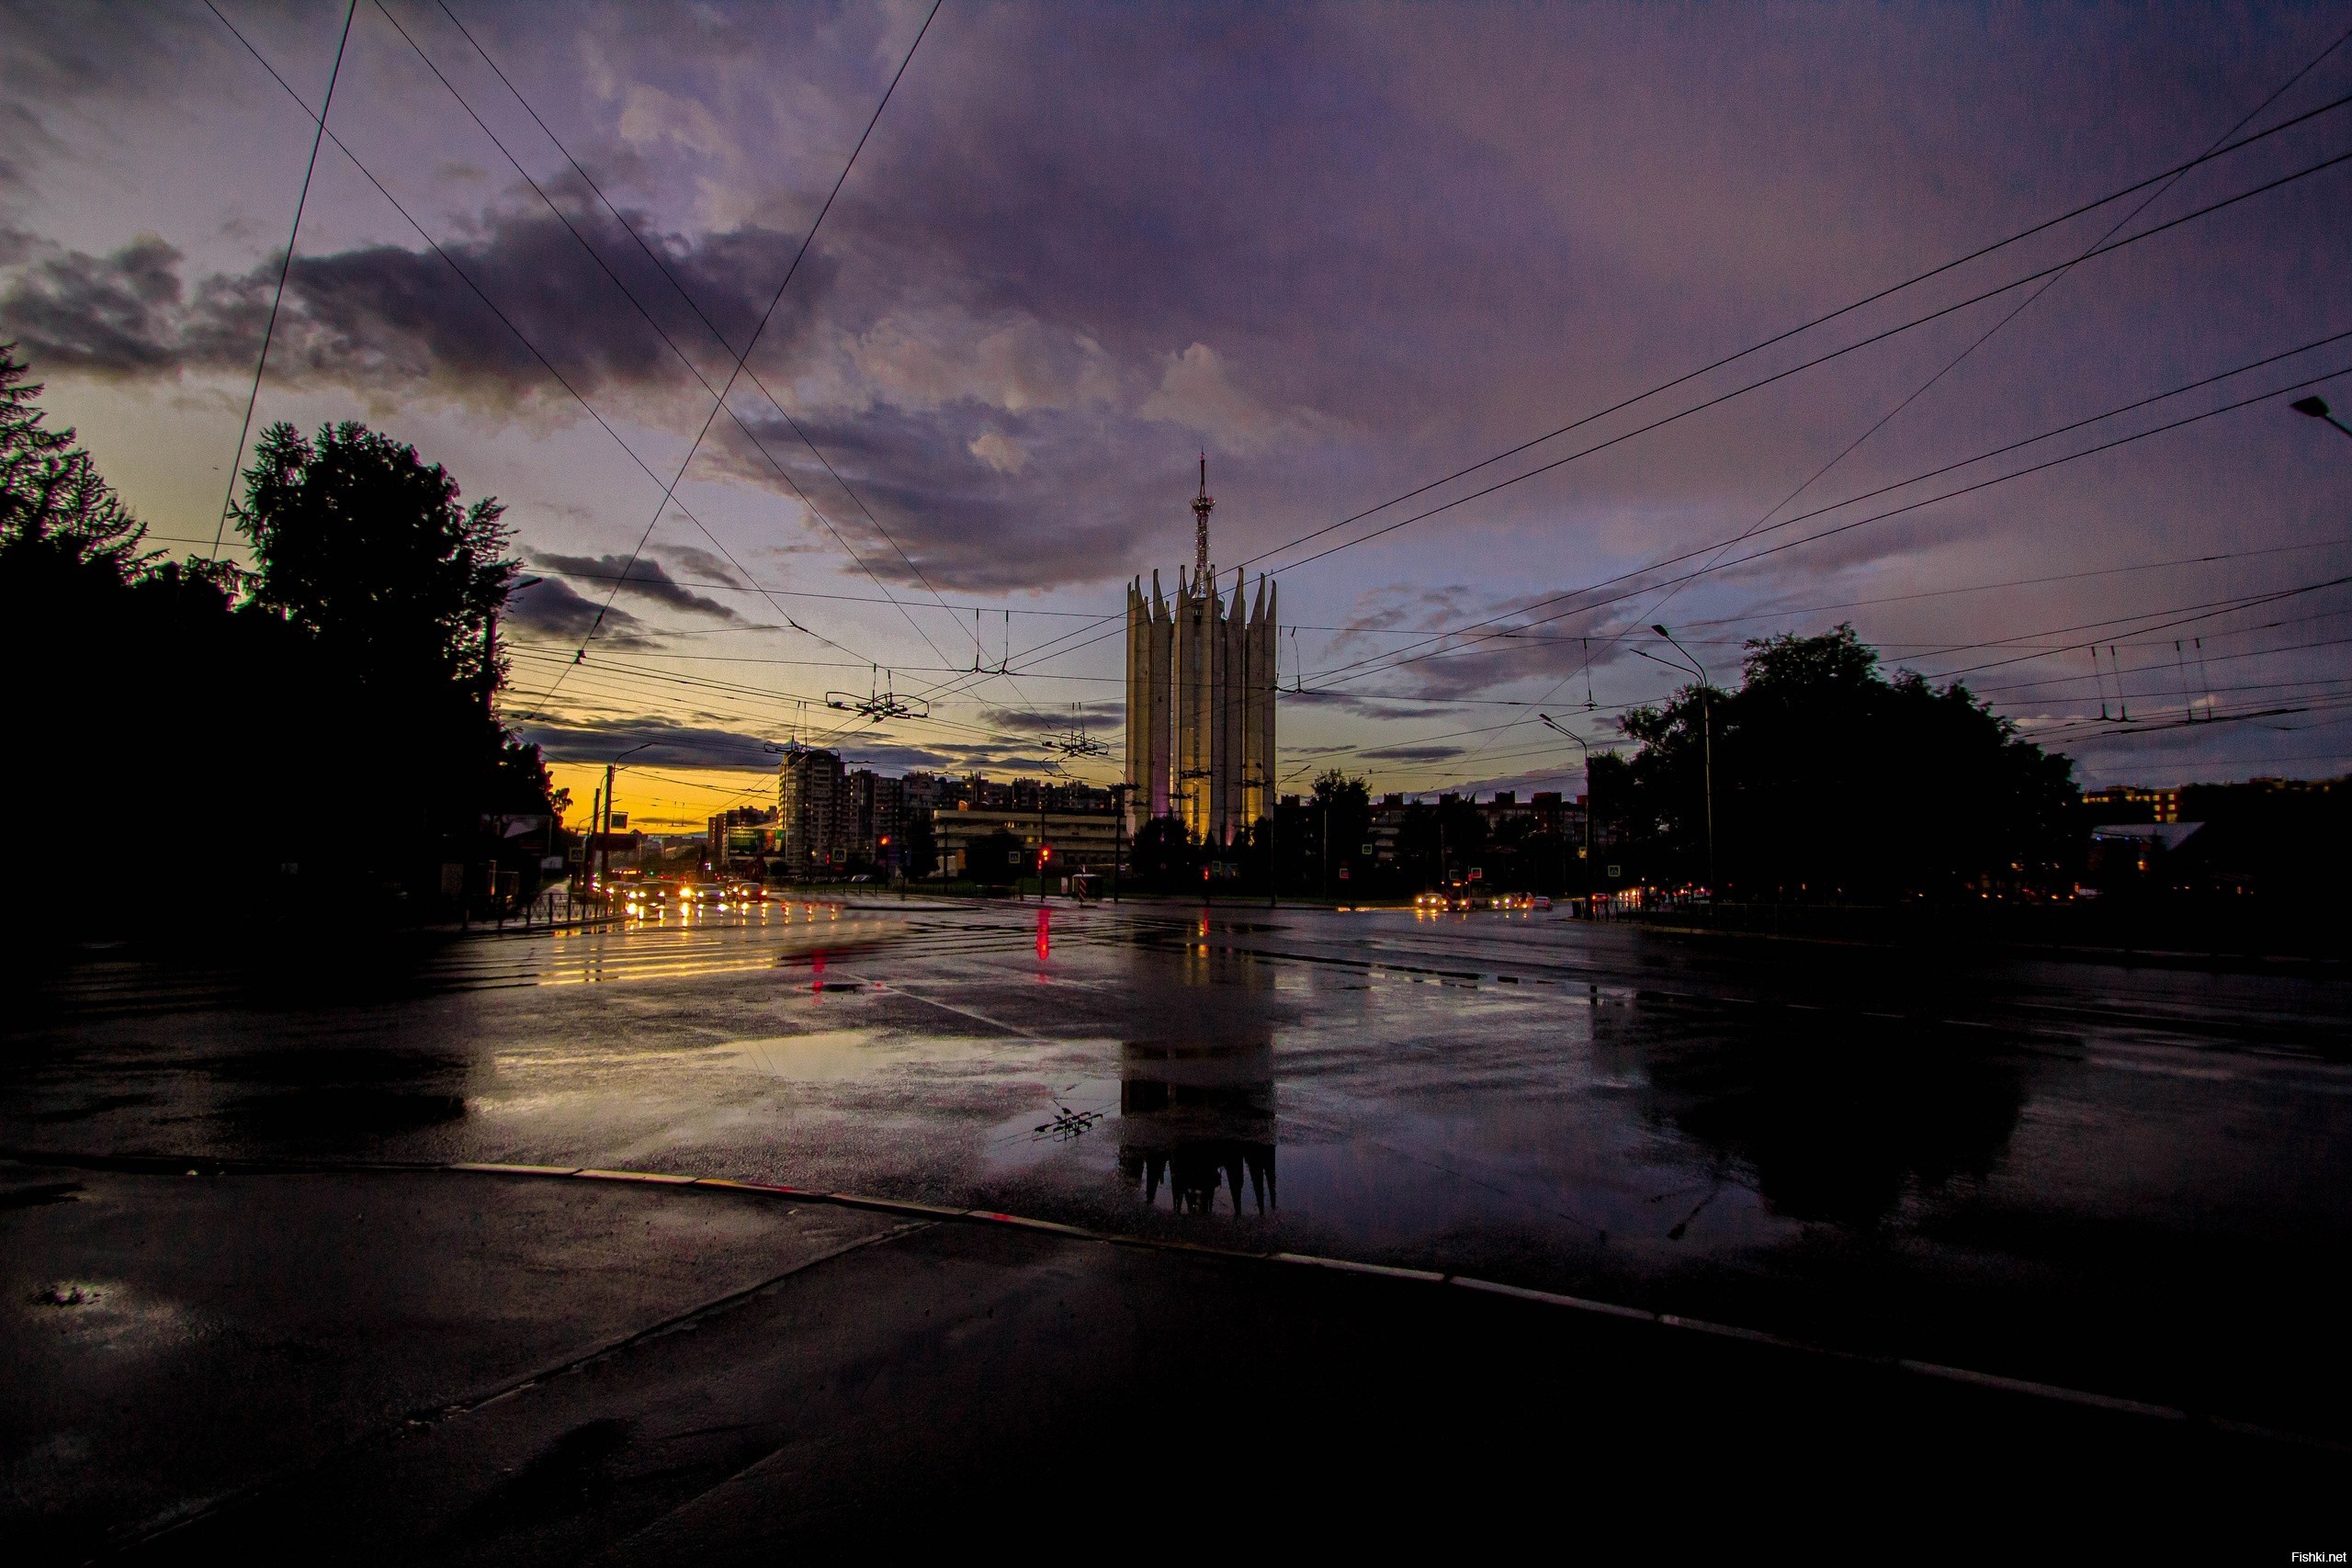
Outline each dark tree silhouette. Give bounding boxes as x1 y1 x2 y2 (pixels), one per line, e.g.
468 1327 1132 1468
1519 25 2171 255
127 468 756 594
900 811 938 881
0 348 149 566
0 347 561 944
1597 626 2075 899
1127 815 1197 890
237 421 514 703
967 829 1024 888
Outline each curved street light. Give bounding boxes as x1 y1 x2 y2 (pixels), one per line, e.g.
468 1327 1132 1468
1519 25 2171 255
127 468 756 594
2291 395 2352 442
1537 714 1598 879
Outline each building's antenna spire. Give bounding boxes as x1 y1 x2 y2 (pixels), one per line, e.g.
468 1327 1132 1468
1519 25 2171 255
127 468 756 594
1192 452 1213 586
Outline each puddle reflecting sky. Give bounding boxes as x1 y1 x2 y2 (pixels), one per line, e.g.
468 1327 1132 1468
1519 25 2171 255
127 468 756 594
12 904 2352 1423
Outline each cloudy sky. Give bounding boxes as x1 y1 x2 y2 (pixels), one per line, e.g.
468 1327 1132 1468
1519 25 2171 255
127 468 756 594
6 1 2349 828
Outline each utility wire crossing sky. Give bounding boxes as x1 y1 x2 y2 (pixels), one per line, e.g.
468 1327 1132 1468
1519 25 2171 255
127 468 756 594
3 2 2348 826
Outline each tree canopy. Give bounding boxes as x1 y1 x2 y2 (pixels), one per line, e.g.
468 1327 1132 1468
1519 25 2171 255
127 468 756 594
238 420 514 701
1593 626 2075 898
0 344 559 940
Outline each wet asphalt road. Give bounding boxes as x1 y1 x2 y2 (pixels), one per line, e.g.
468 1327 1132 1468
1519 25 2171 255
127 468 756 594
4 897 2349 1547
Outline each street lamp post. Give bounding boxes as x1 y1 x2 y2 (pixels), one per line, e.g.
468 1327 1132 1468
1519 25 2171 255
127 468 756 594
1651 626 1714 896
598 741 658 912
1538 714 1595 906
2291 396 2352 443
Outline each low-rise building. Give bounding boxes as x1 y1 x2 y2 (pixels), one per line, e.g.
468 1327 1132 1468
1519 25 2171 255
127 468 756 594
933 808 1125 880
2082 784 2182 824
707 807 778 872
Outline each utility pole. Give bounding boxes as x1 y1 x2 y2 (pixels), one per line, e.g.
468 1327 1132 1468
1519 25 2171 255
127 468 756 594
1320 795 1329 903
1652 626 1714 895
585 784 602 908
597 741 658 919
1265 775 1277 911
1110 783 1127 903
599 759 616 905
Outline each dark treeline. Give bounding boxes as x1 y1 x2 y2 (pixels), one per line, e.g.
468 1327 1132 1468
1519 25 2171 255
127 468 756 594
1592 626 2079 899
1118 628 2082 904
0 347 560 942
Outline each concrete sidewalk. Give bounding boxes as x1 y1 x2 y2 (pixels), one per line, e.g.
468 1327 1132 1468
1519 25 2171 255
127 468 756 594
4 1161 2334 1558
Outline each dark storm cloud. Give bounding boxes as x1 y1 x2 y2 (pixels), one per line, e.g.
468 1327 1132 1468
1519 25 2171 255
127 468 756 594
0 234 186 372
531 552 743 621
650 545 748 588
1357 744 1466 763
817 741 955 773
516 715 775 769
0 198 834 405
501 576 656 650
974 702 1123 734
6 0 2350 779
715 400 1145 592
1316 608 1663 705
1285 691 1474 722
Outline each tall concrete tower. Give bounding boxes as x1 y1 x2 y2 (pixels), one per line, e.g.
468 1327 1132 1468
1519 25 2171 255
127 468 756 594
1125 462 1277 846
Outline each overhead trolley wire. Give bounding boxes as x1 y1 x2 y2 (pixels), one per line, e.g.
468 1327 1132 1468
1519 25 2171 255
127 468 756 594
1478 24 2352 780
1263 147 2352 587
413 0 1068 742
369 0 963 677
198 1 915 709
1297 350 2352 693
512 0 945 711
431 0 976 647
964 60 2352 742
1230 81 2352 578
207 0 357 560
422 0 1061 728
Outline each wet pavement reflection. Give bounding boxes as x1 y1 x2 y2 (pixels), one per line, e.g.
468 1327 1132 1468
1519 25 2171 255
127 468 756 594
6 898 2350 1433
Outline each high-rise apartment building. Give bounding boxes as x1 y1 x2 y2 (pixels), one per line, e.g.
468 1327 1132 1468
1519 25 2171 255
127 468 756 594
776 746 846 878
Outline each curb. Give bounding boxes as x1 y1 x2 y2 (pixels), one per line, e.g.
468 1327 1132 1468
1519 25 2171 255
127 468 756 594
11 1146 2332 1452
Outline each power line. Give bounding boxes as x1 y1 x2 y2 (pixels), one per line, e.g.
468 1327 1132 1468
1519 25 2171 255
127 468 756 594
418 0 1063 745
1300 355 2352 693
1480 28 2352 781
1232 82 2352 578
370 0 964 677
995 331 2352 695
430 0 995 668
206 0 356 559
201 2 940 734
1260 148 2352 587
526 0 944 710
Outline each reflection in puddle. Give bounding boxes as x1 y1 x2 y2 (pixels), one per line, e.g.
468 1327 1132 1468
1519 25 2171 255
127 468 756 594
1601 1000 2034 1228
727 1029 895 1080
1118 1038 1276 1215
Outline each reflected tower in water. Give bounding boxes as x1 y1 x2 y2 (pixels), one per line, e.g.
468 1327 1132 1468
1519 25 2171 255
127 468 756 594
1118 1036 1276 1214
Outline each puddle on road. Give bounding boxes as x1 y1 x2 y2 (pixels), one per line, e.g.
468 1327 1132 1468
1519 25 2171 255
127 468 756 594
729 1029 922 1081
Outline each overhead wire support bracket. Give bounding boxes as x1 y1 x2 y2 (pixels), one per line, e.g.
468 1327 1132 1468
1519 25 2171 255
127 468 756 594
1046 705 1110 760
826 669 930 724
